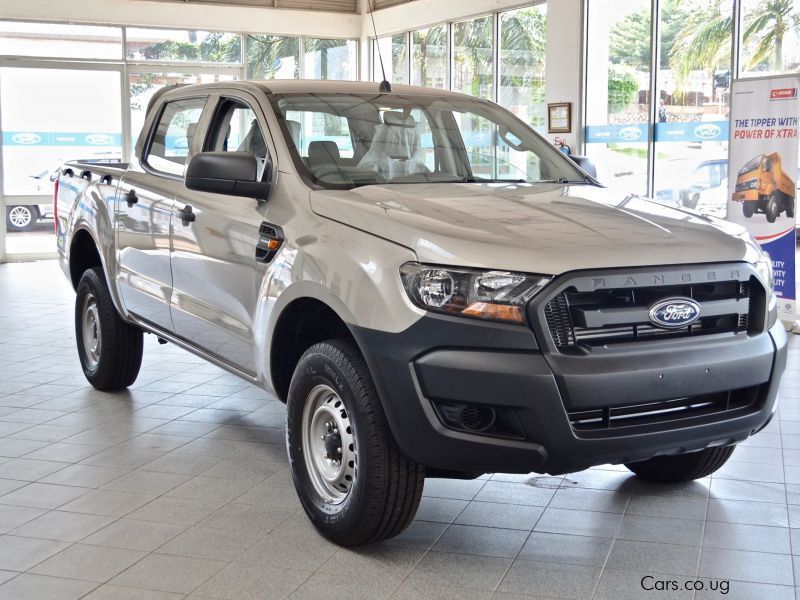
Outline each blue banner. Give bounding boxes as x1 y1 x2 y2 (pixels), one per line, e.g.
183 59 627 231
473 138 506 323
585 124 648 144
3 131 122 147
585 121 729 144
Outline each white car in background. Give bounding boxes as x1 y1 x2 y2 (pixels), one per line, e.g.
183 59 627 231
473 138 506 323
5 168 56 232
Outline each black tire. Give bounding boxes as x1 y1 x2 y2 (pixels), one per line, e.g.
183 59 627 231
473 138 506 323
624 445 735 483
742 202 756 218
286 339 424 546
75 268 143 391
766 194 779 223
6 205 38 232
785 197 794 219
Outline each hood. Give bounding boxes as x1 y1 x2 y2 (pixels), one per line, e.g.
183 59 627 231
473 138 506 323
310 182 759 275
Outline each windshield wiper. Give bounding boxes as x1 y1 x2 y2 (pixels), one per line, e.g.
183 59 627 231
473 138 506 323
536 177 594 184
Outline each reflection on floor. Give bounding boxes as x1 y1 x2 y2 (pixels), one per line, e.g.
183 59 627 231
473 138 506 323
0 260 798 599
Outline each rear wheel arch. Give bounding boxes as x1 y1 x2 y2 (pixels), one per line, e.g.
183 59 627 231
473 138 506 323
270 297 362 403
69 229 104 290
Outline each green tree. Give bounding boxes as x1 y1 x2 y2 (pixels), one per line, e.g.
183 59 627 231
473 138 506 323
247 35 301 79
744 0 800 71
671 0 799 77
413 26 447 87
608 66 640 112
610 0 686 68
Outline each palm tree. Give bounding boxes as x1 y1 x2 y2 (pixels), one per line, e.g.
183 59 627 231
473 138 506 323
670 0 799 81
247 35 301 79
744 0 800 71
412 26 447 87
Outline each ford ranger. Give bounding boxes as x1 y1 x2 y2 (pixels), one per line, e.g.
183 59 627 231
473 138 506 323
56 81 787 546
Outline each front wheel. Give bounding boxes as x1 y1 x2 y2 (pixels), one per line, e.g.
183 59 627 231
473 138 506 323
624 445 735 483
75 268 143 390
6 205 38 232
765 194 780 223
741 202 755 218
287 340 424 546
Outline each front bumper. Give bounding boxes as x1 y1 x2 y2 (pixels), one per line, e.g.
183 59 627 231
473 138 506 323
353 315 787 475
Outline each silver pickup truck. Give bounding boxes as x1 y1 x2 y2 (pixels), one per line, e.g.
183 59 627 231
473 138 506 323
56 80 787 546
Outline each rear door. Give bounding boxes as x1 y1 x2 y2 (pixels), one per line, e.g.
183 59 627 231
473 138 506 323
169 91 275 373
116 96 209 331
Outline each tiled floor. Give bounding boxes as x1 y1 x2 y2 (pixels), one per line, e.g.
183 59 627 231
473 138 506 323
0 260 798 600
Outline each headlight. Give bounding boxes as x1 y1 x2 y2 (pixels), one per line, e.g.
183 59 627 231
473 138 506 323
400 262 551 325
753 253 774 291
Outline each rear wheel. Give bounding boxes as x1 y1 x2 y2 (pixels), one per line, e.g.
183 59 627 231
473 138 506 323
75 268 143 390
625 445 735 483
742 202 755 218
286 339 424 546
6 205 38 232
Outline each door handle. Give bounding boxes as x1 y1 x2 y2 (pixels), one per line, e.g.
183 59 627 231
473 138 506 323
124 189 138 207
176 204 196 225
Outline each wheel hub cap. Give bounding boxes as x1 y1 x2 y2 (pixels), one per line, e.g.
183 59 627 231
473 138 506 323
9 207 32 227
301 384 356 504
81 294 101 369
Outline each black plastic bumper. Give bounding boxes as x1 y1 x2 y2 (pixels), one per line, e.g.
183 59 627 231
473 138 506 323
352 315 787 475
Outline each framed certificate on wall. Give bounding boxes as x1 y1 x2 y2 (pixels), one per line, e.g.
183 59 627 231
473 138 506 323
548 102 571 133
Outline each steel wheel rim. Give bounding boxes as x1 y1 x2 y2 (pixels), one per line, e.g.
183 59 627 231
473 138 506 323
301 384 356 504
9 206 32 228
81 293 101 370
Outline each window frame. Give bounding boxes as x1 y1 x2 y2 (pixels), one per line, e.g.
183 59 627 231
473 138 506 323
141 94 211 180
203 94 275 183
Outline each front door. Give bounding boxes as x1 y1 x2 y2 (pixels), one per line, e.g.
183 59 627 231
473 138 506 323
116 96 208 331
170 93 274 374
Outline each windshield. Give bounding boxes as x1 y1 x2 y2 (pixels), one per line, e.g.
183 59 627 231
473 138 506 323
271 92 588 189
738 155 762 175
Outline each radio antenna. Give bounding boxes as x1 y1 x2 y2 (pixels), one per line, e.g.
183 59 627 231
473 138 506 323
369 0 392 92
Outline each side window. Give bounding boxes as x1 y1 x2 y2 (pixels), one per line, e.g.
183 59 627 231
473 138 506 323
145 98 206 176
208 99 269 180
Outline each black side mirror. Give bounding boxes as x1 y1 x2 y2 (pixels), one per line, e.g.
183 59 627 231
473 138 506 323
568 154 598 179
185 151 271 201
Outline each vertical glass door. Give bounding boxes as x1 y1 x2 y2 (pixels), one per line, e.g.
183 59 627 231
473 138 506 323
1 65 123 258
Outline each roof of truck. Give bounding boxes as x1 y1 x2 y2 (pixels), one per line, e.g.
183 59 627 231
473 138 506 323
164 79 475 99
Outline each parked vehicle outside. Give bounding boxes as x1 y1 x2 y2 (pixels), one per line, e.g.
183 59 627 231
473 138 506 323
55 81 787 546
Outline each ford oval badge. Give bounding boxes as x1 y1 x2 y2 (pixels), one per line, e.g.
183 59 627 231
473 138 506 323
648 298 701 329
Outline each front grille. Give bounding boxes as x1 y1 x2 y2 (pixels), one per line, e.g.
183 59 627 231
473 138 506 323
543 276 760 350
567 386 762 437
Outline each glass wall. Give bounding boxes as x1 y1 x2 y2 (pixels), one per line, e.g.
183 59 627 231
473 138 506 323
1 66 122 257
653 0 733 216
584 0 800 207
0 22 122 59
739 0 800 77
411 25 447 88
372 3 548 131
452 16 494 99
126 29 242 63
372 34 408 83
585 0 652 196
0 21 358 261
499 5 548 130
304 38 358 80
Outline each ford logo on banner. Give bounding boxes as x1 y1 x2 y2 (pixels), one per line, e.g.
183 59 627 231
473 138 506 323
85 133 113 145
619 126 643 141
694 123 721 139
649 298 701 329
12 132 42 145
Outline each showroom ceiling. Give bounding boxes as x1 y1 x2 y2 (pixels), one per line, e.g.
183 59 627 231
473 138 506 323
142 0 415 12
